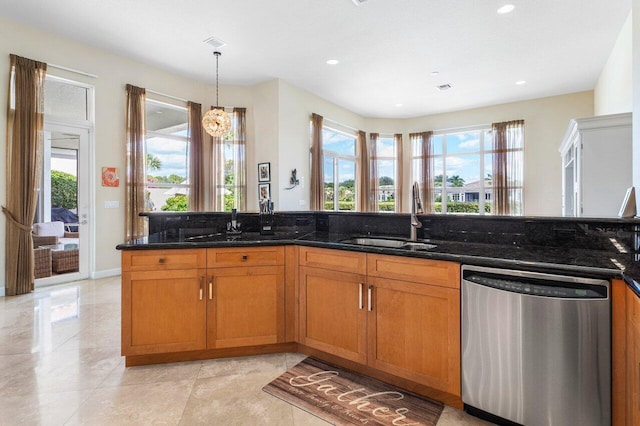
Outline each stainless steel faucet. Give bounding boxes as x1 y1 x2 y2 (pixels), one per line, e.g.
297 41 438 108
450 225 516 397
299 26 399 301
410 181 423 241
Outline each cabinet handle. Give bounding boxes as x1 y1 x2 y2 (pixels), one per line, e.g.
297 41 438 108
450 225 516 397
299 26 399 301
158 257 165 264
367 285 373 311
242 255 248 261
358 283 363 310
199 276 203 301
209 276 213 300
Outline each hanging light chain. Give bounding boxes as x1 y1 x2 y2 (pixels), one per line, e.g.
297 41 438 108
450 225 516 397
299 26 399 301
214 51 221 108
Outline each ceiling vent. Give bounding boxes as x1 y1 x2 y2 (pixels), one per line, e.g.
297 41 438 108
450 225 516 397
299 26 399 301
437 83 453 91
203 36 227 49
352 0 369 5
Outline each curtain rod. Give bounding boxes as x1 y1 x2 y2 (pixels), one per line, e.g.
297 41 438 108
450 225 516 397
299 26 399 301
146 89 189 104
48 63 97 79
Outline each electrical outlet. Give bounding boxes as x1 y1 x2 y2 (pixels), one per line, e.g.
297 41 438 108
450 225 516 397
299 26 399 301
104 200 120 209
299 200 306 206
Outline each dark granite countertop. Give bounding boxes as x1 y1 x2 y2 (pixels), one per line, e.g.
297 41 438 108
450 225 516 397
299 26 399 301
117 230 640 297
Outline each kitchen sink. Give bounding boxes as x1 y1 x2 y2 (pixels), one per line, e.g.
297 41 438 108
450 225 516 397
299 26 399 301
340 237 437 251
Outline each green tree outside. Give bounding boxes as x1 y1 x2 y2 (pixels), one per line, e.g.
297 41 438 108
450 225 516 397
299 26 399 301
51 170 77 209
162 194 188 211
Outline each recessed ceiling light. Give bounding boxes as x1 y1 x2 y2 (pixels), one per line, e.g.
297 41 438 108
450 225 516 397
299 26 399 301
430 71 440 76
515 80 527 85
395 103 403 107
497 4 515 14
326 59 339 65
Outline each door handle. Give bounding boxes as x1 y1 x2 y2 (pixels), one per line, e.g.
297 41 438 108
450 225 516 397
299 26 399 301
199 276 204 301
367 285 373 311
358 283 363 310
208 276 213 300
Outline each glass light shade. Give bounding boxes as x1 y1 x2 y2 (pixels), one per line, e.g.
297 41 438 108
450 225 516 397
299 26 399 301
202 108 231 137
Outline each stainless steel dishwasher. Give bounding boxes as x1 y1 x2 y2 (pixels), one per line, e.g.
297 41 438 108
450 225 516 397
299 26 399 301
461 265 610 426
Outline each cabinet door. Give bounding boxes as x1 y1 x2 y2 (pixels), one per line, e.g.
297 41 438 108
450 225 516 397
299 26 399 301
627 286 640 425
299 266 367 364
122 269 206 355
207 266 285 349
367 276 461 396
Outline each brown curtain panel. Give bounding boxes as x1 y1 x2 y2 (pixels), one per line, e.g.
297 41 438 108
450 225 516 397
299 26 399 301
233 107 247 211
369 133 379 211
125 84 146 241
492 120 525 215
187 101 204 211
310 113 324 210
3 54 47 296
356 130 370 211
411 131 434 213
394 133 404 212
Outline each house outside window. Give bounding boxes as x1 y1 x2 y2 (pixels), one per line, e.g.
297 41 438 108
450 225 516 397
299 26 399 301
145 98 190 211
374 135 398 212
323 125 357 211
412 126 522 214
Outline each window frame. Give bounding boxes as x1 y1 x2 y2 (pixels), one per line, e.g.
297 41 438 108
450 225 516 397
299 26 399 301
144 97 190 211
373 134 399 213
322 124 358 212
412 124 523 215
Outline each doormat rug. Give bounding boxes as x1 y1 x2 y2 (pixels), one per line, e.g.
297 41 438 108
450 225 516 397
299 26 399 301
262 357 444 425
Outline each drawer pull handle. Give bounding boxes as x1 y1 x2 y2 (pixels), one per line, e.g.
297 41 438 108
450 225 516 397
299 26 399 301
158 258 166 264
368 285 373 311
358 283 363 310
242 255 248 261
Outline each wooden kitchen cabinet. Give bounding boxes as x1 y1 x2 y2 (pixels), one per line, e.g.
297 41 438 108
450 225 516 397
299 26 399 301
206 247 286 349
121 249 207 356
367 275 461 395
297 248 461 396
207 265 285 348
299 265 367 364
627 284 640 425
367 254 461 395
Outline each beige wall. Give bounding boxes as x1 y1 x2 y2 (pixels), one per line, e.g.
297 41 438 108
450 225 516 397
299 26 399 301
401 92 594 216
0 16 600 295
277 80 365 211
595 13 633 115
0 17 258 289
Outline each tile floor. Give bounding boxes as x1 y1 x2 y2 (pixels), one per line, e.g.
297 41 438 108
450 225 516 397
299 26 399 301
0 277 492 425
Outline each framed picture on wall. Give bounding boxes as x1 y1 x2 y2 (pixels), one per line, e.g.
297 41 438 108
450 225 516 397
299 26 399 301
259 183 271 200
258 162 271 182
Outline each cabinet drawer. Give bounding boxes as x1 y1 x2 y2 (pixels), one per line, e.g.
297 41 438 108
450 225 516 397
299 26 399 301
122 249 206 272
207 246 284 268
298 246 366 275
367 254 460 289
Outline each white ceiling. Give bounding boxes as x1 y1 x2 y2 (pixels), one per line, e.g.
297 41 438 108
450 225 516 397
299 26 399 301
0 0 631 118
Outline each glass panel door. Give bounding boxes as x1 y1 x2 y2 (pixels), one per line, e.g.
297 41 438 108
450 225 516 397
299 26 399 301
35 124 90 285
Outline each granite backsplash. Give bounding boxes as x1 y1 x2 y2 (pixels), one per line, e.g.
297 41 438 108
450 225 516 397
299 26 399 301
142 211 640 255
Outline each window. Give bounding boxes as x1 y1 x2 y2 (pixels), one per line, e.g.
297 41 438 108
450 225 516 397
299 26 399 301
412 126 523 214
145 99 189 212
323 126 357 211
215 109 246 212
374 135 398 212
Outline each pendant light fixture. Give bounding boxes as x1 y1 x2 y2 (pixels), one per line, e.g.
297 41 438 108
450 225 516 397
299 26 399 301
202 51 231 137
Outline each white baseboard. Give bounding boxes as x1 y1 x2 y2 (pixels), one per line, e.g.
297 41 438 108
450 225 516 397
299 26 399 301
91 268 121 279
